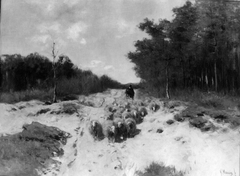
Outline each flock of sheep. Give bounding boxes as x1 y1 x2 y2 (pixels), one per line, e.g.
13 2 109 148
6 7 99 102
88 100 160 143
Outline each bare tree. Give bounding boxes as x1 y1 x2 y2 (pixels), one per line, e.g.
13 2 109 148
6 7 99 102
52 42 58 103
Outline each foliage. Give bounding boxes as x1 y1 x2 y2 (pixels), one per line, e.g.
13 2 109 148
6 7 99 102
56 54 75 78
0 52 122 103
128 0 240 97
100 74 122 90
0 89 53 103
136 162 184 176
128 18 173 97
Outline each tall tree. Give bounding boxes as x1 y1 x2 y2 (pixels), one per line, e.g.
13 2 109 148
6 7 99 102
128 18 173 98
56 54 75 79
170 1 198 88
24 52 52 89
196 0 229 91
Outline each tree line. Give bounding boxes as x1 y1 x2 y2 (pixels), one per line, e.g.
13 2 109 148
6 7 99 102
128 0 240 97
0 52 122 96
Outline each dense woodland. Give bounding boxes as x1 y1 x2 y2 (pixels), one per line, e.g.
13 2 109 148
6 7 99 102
128 0 240 97
0 52 121 96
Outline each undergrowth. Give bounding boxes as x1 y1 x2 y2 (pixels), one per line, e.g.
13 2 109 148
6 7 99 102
0 74 122 104
0 89 53 104
170 89 240 128
136 162 185 176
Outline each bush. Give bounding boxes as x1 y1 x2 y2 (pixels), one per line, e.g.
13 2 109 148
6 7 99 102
136 162 184 176
57 77 83 96
81 74 102 95
197 96 224 109
100 75 121 90
170 89 227 110
57 73 122 97
170 88 203 102
0 89 53 103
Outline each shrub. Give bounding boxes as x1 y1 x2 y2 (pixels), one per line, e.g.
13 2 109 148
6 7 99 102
57 77 83 96
99 75 121 90
136 162 184 176
0 89 53 103
197 97 224 109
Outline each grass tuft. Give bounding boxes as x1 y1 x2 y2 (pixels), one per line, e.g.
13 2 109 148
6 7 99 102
136 162 185 176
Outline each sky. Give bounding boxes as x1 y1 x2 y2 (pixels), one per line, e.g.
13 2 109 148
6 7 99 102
1 0 191 84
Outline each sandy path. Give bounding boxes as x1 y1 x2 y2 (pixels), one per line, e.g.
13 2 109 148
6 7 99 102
56 90 240 176
0 89 239 176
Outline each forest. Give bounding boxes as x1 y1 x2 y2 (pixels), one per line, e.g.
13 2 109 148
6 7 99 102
0 52 122 102
128 0 240 97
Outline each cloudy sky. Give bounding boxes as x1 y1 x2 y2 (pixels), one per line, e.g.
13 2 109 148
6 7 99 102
2 0 190 84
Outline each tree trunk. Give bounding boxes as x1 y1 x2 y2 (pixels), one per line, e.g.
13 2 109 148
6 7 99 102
214 58 217 91
235 47 240 90
181 58 185 89
52 42 57 103
214 56 218 92
53 66 57 103
166 60 170 99
214 37 218 92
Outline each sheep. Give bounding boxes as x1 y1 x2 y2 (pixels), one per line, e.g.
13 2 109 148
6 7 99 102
104 112 114 120
113 106 125 119
113 106 125 118
135 100 145 107
113 118 128 142
138 106 148 117
123 102 131 109
102 120 116 143
122 109 133 120
88 120 104 141
113 111 122 119
104 105 117 113
112 102 119 107
125 118 137 138
131 109 144 124
148 102 160 112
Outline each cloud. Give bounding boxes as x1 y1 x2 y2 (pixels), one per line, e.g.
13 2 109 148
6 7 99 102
104 65 115 71
38 22 62 34
3 0 190 84
81 61 117 77
117 19 128 32
33 22 67 49
24 0 59 15
115 19 136 38
31 35 51 44
66 22 88 41
83 60 105 69
63 0 81 7
80 38 87 45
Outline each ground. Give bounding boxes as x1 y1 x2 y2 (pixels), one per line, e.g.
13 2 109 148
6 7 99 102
0 89 239 176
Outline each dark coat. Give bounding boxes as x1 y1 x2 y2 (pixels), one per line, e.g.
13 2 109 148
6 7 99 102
125 86 135 99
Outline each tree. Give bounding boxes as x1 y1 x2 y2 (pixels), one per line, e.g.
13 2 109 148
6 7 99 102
128 18 173 98
24 52 52 89
128 0 240 95
52 42 58 103
170 1 198 88
1 54 27 91
195 0 239 92
56 54 75 79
